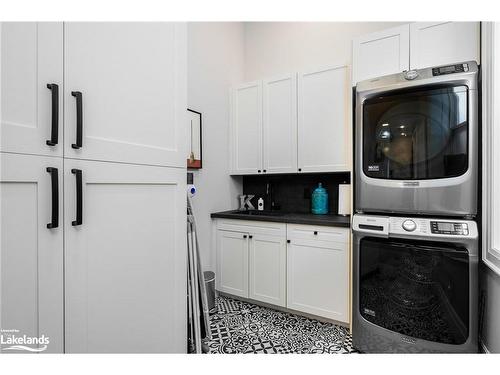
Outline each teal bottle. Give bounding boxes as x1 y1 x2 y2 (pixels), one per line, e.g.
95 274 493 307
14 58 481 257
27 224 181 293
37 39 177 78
311 183 328 215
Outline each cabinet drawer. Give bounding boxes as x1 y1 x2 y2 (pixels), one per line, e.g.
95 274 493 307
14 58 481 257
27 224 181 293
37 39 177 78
216 219 286 237
287 224 348 243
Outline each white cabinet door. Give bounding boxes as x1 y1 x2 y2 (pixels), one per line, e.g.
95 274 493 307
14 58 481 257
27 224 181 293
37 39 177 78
287 237 348 322
352 24 410 85
263 74 298 174
410 22 480 69
298 65 350 173
64 22 187 167
64 160 186 353
216 230 249 298
231 81 263 175
1 22 63 157
249 233 286 307
0 153 63 353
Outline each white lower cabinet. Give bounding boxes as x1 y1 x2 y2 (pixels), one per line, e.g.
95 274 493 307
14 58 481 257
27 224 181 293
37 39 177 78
249 233 286 307
64 159 186 353
0 153 64 353
286 224 348 323
216 230 250 298
215 219 349 322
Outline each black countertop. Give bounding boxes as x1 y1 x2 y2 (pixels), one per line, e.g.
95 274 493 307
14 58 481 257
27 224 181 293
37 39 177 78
210 210 350 227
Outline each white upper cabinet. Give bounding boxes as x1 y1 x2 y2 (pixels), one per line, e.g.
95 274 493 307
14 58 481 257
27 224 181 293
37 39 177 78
1 22 63 157
231 81 263 174
64 159 186 353
64 22 186 167
262 74 298 174
1 153 64 353
410 22 480 69
352 24 410 85
298 65 350 173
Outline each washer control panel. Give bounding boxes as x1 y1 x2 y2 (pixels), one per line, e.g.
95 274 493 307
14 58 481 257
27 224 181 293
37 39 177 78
430 221 469 235
354 215 477 239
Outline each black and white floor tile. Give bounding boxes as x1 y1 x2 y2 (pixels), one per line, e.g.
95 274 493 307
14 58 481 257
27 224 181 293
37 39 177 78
205 295 356 354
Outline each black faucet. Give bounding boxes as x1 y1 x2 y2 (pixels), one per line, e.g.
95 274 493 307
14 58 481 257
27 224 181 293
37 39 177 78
265 181 278 211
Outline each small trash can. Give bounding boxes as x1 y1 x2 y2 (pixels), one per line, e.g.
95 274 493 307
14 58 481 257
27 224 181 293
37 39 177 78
204 271 217 313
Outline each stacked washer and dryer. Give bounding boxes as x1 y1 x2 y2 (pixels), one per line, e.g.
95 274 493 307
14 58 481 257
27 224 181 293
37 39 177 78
352 62 480 353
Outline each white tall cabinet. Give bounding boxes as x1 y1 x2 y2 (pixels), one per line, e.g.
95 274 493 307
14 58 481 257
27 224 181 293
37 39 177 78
1 22 187 353
64 160 186 353
0 153 64 353
1 22 63 157
64 23 186 167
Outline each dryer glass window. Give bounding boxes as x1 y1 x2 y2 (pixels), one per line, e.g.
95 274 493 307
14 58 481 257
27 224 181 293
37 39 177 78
363 85 468 180
359 237 469 345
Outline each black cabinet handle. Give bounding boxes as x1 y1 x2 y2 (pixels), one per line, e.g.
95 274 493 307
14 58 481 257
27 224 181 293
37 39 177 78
263 170 267 173
257 170 261 173
71 169 83 226
243 235 247 239
71 91 83 149
314 231 318 235
287 239 291 243
46 84 59 146
249 235 253 239
298 168 302 172
46 167 59 229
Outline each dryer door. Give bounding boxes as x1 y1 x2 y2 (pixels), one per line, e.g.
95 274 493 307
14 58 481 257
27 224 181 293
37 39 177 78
359 237 469 345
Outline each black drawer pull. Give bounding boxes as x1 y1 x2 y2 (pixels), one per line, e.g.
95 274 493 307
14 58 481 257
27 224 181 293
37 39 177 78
46 84 59 146
314 231 318 235
71 169 83 226
287 239 291 243
71 91 83 149
46 167 59 229
243 234 247 239
249 235 253 239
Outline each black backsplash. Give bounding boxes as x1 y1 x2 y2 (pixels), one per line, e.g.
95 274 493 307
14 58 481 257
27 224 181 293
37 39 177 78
242 172 350 214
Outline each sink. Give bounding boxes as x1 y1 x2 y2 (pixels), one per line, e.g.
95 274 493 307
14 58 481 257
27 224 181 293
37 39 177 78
237 210 284 217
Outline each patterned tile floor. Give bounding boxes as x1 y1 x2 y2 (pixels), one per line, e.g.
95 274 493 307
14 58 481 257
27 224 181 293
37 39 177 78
205 295 356 354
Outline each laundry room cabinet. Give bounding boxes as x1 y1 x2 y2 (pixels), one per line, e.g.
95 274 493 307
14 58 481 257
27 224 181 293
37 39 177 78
63 160 186 353
215 220 287 306
1 21 188 354
262 73 298 174
64 22 187 167
352 22 480 85
230 66 350 175
286 224 349 322
230 81 263 174
214 219 348 322
409 22 480 70
297 65 350 173
0 153 64 353
0 22 63 157
352 24 410 86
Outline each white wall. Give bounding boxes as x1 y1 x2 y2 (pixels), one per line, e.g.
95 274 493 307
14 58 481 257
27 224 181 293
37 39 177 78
244 22 406 81
187 22 245 271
